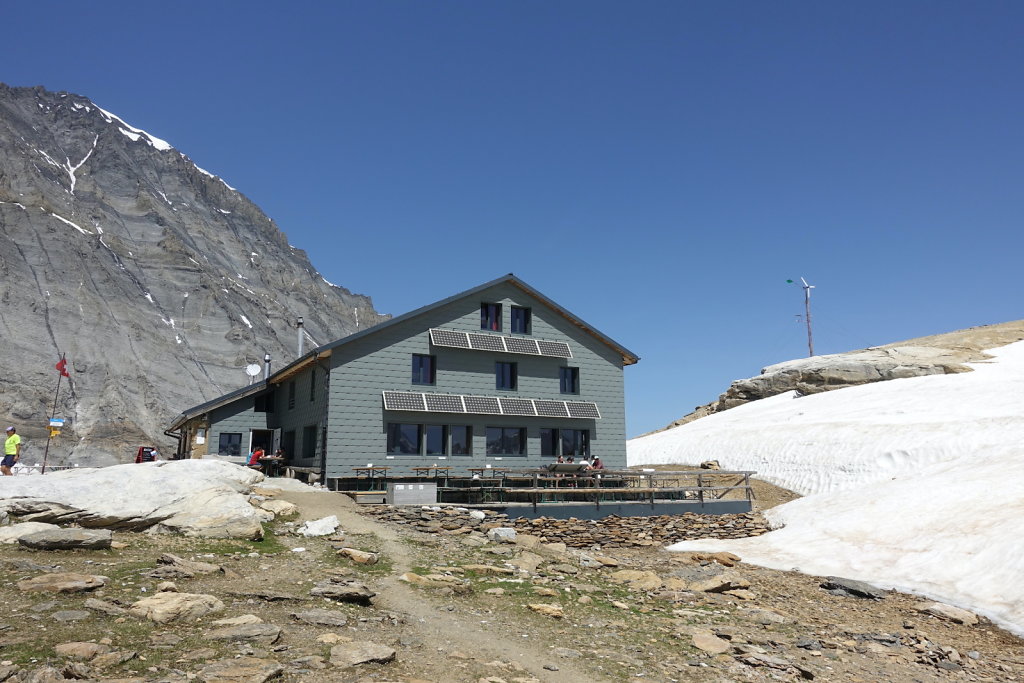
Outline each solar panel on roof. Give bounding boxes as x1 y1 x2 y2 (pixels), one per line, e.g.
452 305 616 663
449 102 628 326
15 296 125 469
566 401 601 419
468 333 506 352
504 337 540 355
536 340 573 358
429 329 470 348
424 393 466 413
534 400 570 418
499 398 536 416
382 391 427 411
462 395 502 414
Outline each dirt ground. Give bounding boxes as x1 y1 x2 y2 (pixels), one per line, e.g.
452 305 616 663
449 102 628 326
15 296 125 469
0 483 1021 683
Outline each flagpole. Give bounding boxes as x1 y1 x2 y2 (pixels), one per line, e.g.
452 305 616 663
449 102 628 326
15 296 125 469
41 353 66 475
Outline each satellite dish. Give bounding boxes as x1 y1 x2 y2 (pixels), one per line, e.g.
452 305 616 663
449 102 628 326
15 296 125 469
245 363 262 377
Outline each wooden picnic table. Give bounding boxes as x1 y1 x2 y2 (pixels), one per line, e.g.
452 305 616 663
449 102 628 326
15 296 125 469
257 456 285 477
468 467 508 477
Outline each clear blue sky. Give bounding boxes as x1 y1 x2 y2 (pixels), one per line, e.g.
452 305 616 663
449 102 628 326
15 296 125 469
4 2 1022 436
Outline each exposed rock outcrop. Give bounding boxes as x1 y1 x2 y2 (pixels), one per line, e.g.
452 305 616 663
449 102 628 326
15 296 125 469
0 83 387 465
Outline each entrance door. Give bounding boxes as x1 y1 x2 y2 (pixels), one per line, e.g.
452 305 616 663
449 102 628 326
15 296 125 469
249 429 274 454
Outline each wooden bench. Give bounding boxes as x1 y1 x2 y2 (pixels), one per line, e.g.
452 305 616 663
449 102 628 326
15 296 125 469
283 466 321 483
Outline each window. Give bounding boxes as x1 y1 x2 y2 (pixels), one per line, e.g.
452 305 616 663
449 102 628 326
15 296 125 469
481 303 502 331
302 425 318 459
387 423 422 455
425 425 447 455
560 429 590 457
412 354 436 385
559 367 580 394
309 370 316 402
511 306 531 334
450 425 472 455
539 428 590 457
218 432 242 457
496 362 517 390
288 380 296 410
486 427 526 455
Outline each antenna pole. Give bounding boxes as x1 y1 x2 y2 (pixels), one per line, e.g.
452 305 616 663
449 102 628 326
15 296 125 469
801 277 815 357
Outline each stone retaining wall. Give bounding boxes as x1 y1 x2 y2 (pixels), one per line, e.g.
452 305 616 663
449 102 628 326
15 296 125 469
362 506 771 549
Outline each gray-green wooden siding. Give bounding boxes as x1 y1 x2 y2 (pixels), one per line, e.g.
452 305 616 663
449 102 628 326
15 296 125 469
325 281 627 478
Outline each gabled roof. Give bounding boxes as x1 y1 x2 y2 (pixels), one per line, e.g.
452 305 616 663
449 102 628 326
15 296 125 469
169 274 638 428
316 273 640 365
167 379 268 431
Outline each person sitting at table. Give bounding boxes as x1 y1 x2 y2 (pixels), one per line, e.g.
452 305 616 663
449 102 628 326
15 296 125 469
247 446 265 470
591 456 605 470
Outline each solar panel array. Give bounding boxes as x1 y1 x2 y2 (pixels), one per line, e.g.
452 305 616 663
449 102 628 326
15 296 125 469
381 391 600 419
429 328 572 359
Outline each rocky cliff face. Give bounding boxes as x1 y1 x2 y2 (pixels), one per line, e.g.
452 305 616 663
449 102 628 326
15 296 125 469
658 320 1024 433
0 84 387 466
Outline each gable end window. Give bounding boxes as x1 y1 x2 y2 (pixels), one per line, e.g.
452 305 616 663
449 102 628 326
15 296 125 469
559 367 580 394
412 354 436 385
309 370 316 402
481 303 502 331
510 306 531 334
288 381 296 410
496 362 517 390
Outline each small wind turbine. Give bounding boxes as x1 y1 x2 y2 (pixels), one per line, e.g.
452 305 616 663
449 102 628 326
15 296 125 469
787 277 816 357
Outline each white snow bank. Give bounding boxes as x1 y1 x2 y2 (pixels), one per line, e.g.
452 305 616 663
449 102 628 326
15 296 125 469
628 340 1024 635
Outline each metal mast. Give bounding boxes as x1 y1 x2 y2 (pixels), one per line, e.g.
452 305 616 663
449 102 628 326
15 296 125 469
800 277 815 357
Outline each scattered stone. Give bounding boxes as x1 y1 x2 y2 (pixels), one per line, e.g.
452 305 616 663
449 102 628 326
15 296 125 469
54 642 111 660
290 609 349 627
916 601 979 626
486 527 517 543
609 569 663 591
297 515 340 537
18 528 113 550
90 650 137 670
210 614 264 626
18 572 106 593
692 632 731 654
225 588 302 602
206 623 282 645
528 604 564 618
197 656 284 682
129 592 225 623
155 581 178 592
83 598 128 616
336 547 380 565
329 641 396 668
51 610 90 622
309 579 375 605
552 648 581 659
820 576 887 600
257 499 298 516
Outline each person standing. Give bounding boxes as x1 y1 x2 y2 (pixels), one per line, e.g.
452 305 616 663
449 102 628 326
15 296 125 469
2 427 22 476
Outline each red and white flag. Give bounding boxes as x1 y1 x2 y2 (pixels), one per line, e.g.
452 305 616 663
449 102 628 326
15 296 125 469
55 358 69 378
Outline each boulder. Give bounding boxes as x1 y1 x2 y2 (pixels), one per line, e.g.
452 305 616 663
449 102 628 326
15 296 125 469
692 631 731 654
0 460 265 539
129 592 225 623
257 499 298 517
0 522 60 543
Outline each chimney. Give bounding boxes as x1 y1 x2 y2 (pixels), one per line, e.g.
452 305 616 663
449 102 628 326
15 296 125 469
263 353 271 380
297 316 304 357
